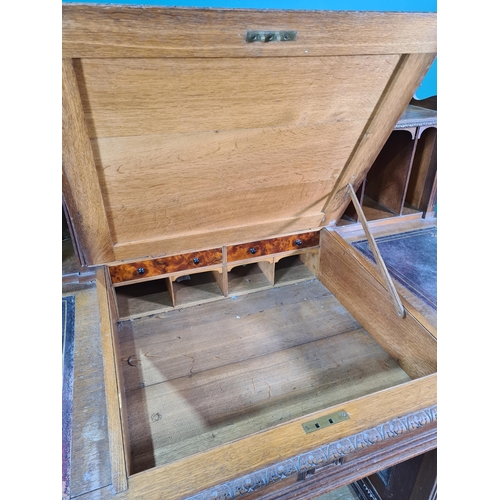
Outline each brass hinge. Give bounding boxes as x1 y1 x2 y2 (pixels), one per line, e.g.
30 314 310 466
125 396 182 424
246 30 297 43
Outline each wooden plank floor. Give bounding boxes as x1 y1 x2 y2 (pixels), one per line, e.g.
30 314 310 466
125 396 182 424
117 278 410 474
62 217 435 499
63 277 378 500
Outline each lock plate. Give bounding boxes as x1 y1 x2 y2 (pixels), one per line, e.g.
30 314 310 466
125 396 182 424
302 410 349 434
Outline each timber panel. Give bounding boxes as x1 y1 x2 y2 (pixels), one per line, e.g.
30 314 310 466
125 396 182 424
227 231 319 262
109 248 223 284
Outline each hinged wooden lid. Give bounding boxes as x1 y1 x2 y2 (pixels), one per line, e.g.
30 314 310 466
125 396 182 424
62 5 436 266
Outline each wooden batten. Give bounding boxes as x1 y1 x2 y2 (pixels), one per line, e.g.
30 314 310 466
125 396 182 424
95 268 129 492
62 59 115 265
62 6 437 59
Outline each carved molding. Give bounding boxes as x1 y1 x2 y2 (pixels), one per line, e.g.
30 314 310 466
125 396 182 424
185 405 437 500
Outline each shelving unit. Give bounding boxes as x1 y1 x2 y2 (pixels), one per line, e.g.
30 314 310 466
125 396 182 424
115 279 174 320
111 246 320 321
341 101 437 226
170 269 225 308
227 261 274 296
274 252 318 287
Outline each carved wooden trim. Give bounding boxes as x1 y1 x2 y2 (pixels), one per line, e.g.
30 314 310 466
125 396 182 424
184 405 437 500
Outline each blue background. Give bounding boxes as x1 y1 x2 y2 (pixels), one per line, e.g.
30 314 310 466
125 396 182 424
62 0 437 98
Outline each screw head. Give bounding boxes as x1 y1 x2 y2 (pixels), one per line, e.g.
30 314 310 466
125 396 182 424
137 267 145 275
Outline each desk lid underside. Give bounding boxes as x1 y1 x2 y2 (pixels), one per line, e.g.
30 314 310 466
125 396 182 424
62 5 436 266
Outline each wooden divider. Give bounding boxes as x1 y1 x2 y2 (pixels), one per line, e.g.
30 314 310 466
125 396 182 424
318 229 436 379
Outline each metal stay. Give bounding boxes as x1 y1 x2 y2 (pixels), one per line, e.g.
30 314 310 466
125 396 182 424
347 183 406 318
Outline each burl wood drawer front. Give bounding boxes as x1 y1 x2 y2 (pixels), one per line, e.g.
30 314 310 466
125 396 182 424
109 248 223 284
227 231 320 262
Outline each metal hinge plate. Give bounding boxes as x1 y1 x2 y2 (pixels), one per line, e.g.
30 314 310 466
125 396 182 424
302 410 350 434
246 30 297 43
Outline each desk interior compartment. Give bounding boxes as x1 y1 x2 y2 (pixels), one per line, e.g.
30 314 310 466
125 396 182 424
114 279 173 321
109 228 437 477
62 6 437 497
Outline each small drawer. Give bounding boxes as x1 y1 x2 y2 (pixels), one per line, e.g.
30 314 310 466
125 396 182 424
109 248 223 284
227 231 320 262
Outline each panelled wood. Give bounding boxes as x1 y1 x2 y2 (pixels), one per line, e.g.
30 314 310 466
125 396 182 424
64 284 113 497
76 56 400 139
95 268 128 492
126 328 410 471
92 122 361 249
322 53 436 225
112 215 324 263
406 127 437 214
117 281 363 389
347 183 405 319
318 229 436 379
114 279 173 320
124 375 436 500
62 59 115 265
63 6 437 59
364 130 419 215
249 428 436 500
227 231 319 262
109 248 223 284
62 7 437 500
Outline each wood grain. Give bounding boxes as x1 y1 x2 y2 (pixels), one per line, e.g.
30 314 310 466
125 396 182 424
63 284 112 496
62 6 437 59
322 53 437 225
76 56 399 139
406 127 437 212
125 375 436 499
114 279 174 320
227 231 320 262
364 130 418 215
112 215 324 264
92 121 360 247
117 280 362 388
318 229 436 379
109 248 223 284
62 59 115 265
347 183 405 319
95 268 128 492
125 329 410 471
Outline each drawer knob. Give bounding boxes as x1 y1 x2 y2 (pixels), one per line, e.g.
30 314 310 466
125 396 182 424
193 258 200 265
249 247 257 254
137 267 145 275
295 239 303 246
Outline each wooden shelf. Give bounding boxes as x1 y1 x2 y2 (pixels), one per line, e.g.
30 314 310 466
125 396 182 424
227 261 273 296
112 249 320 320
115 279 173 320
274 254 317 287
341 103 437 226
170 270 225 308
